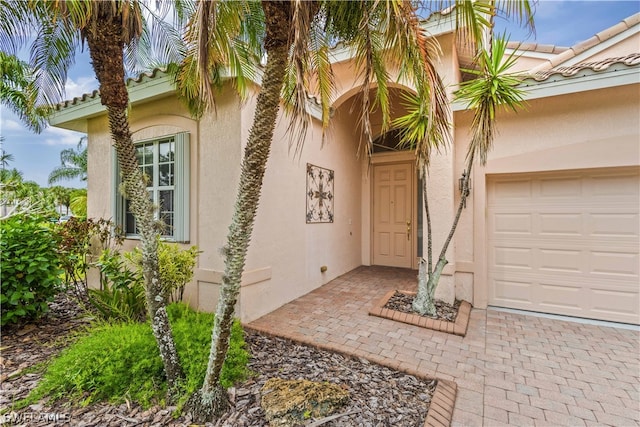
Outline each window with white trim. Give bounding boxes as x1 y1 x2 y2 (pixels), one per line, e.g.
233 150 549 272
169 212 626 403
113 132 190 242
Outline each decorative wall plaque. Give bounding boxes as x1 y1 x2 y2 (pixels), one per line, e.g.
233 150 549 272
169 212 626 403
306 164 334 223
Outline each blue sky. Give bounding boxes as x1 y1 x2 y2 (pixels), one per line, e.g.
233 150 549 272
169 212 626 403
1 0 639 189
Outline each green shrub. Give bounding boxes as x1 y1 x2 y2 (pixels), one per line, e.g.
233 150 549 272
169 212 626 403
89 248 145 322
22 303 249 409
88 242 200 322
126 243 199 303
0 215 62 325
55 217 123 299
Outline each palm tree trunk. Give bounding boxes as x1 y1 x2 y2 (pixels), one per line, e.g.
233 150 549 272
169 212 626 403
188 2 292 421
413 152 475 316
83 16 184 397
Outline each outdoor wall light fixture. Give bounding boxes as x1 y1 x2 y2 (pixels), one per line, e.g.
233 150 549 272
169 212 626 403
459 170 471 194
459 170 471 207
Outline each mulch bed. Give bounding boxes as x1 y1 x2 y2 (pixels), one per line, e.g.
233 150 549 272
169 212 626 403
369 290 473 337
383 292 461 322
1 292 441 426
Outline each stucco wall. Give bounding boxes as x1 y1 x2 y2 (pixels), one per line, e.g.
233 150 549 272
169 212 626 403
232 85 364 322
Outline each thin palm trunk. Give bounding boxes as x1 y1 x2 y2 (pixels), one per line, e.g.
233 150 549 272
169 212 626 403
83 14 184 396
189 2 291 421
413 151 475 316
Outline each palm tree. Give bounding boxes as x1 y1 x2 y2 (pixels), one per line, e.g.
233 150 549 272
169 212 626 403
69 188 88 218
396 1 534 316
48 186 72 215
0 0 188 396
48 137 88 185
0 148 14 169
181 0 452 420
0 51 50 132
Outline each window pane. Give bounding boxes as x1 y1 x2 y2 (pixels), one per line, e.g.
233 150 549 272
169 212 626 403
159 163 173 186
159 140 174 163
125 200 137 234
159 190 174 212
136 144 153 165
143 165 154 184
143 144 153 164
159 190 174 236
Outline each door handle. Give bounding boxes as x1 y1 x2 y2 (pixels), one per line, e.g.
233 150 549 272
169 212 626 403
406 219 411 240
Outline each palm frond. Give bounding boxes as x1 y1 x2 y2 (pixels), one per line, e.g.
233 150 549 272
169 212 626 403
455 36 527 165
386 0 450 172
0 51 50 132
281 0 323 156
176 0 261 117
29 6 80 106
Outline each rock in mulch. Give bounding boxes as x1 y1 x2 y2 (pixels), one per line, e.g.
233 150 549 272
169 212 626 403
260 378 349 426
384 291 461 322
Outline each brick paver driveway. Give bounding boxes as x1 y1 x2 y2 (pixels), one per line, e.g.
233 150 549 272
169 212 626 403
249 266 640 426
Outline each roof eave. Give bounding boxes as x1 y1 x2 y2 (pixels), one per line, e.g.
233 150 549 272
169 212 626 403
49 71 176 131
452 65 640 111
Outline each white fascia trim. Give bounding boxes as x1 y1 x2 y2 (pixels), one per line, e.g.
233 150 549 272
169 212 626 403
452 66 639 111
49 72 176 127
563 24 640 67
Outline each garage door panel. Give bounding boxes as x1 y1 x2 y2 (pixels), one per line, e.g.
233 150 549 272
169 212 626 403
492 279 533 304
539 213 583 235
492 246 534 269
591 173 640 197
589 251 639 277
591 289 640 317
492 213 532 234
490 180 532 201
538 282 582 310
589 213 639 237
488 168 640 324
538 249 583 273
539 176 582 197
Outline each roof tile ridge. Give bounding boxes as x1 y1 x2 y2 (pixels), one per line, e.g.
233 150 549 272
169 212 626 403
528 52 640 81
507 41 569 54
529 12 640 75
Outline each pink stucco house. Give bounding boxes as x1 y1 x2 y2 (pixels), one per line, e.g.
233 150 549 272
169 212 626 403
50 12 640 325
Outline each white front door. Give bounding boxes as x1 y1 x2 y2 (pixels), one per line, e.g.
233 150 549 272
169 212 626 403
372 162 414 268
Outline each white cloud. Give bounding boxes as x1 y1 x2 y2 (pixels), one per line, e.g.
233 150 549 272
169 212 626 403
0 118 24 131
64 76 99 100
42 127 85 146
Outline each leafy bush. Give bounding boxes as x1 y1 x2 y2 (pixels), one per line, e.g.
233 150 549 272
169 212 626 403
0 215 62 325
89 248 145 322
127 243 199 302
56 217 122 299
21 303 250 410
88 242 199 322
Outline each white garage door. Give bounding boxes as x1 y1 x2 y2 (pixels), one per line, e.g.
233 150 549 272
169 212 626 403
487 168 640 324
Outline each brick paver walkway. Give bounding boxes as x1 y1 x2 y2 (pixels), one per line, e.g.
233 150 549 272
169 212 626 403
248 266 640 426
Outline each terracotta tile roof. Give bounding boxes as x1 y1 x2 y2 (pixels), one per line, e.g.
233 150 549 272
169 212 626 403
528 53 640 81
506 41 568 55
529 12 640 73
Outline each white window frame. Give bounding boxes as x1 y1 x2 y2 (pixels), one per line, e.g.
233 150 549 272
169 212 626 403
112 132 190 242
